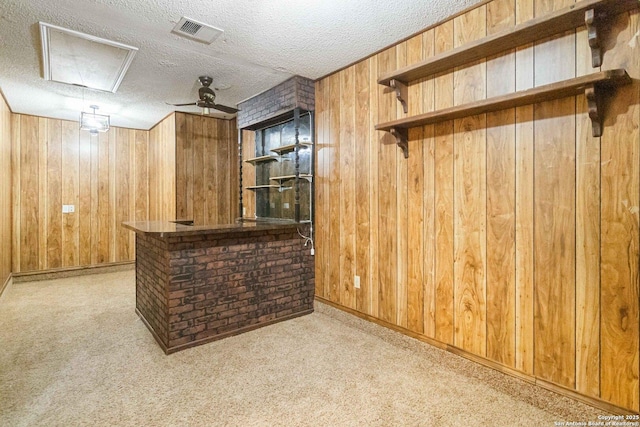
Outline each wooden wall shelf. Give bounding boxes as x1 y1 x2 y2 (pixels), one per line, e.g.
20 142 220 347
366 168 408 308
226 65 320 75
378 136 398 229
377 69 631 158
244 155 279 165
246 185 280 190
270 174 313 183
378 0 638 90
270 141 313 154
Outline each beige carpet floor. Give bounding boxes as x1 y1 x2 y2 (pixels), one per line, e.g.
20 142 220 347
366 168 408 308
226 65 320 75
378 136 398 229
0 269 606 426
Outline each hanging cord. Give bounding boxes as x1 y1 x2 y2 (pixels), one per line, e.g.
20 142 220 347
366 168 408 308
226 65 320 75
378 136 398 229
297 225 315 255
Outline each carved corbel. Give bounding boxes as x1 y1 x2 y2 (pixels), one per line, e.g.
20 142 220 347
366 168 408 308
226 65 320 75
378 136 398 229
390 79 408 114
585 9 602 68
585 85 602 137
390 127 409 158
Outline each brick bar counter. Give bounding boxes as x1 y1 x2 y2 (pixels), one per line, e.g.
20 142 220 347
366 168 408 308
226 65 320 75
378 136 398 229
123 220 315 354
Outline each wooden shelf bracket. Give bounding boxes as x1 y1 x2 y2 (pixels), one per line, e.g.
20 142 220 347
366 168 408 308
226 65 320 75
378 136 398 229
586 84 603 137
390 79 408 114
390 127 409 159
585 9 602 68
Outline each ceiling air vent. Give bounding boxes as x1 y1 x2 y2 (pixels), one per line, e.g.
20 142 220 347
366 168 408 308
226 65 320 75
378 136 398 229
172 17 223 44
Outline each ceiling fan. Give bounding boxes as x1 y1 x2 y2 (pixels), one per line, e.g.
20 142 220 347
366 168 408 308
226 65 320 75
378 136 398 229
169 75 238 114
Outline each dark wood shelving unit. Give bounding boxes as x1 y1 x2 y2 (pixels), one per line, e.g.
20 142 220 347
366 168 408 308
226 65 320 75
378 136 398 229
375 0 638 158
378 0 638 88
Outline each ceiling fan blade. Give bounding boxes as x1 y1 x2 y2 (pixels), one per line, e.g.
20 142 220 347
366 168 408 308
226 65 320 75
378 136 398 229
212 103 239 114
167 102 197 107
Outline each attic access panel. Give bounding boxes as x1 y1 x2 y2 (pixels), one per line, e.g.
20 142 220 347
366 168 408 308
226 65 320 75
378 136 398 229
39 22 138 93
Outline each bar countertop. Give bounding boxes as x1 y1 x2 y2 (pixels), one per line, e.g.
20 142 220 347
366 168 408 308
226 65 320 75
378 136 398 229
122 219 303 238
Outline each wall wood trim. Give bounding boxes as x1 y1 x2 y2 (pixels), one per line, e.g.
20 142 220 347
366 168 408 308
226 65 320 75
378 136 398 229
315 0 640 412
0 92 11 287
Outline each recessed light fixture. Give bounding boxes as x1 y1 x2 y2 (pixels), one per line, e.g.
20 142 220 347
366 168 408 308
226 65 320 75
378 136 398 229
39 22 138 93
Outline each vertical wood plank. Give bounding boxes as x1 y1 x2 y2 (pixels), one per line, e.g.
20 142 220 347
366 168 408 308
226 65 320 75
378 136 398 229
135 130 148 222
368 55 380 317
175 113 187 219
453 6 487 356
78 130 92 266
37 118 47 270
168 116 177 220
322 77 333 300
339 66 356 309
11 114 20 272
185 114 194 220
46 119 62 269
217 117 230 224
574 2 601 398
241 129 256 219
20 115 39 271
314 79 325 298
128 131 135 258
600 10 640 411
229 120 239 221
355 59 371 313
406 33 425 334
486 0 517 367
206 118 219 224
193 117 205 224
108 128 117 262
0 96 11 282
115 127 130 261
377 46 397 325
89 129 99 265
396 41 409 329
421 29 437 338
533 0 577 389
434 18 455 345
97 131 111 263
328 72 342 304
514 0 535 376
61 121 79 267
148 125 158 221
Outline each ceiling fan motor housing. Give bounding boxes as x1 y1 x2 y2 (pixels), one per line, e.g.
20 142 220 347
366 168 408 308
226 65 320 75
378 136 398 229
199 76 213 87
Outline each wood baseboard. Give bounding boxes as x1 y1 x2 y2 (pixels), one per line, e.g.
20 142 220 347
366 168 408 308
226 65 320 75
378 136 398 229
315 296 636 416
11 261 135 283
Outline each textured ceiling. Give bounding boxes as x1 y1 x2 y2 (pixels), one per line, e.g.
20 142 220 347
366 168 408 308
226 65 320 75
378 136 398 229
0 0 482 130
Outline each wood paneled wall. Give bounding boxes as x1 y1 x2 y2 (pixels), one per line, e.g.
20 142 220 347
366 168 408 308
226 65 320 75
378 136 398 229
148 113 176 221
9 111 239 274
0 94 11 289
11 115 149 273
175 113 239 225
241 130 256 219
315 0 640 412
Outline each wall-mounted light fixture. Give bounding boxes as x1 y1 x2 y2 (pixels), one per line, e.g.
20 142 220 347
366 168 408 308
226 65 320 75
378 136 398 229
80 105 110 135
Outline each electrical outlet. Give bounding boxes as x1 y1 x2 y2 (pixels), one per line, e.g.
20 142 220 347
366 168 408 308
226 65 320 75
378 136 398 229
284 203 290 209
354 275 361 289
68 205 75 213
